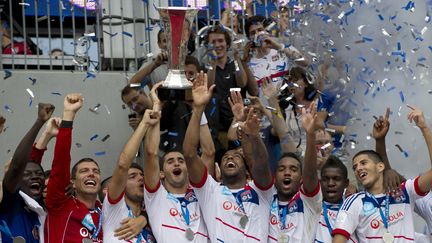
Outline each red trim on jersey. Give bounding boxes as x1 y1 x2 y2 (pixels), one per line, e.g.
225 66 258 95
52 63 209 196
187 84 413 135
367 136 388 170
268 235 277 241
215 217 260 241
254 177 274 191
332 228 350 239
144 179 161 193
189 167 208 189
107 189 125 205
319 221 328 227
256 71 288 86
161 224 209 238
366 235 414 241
300 181 321 197
414 176 428 196
30 143 47 164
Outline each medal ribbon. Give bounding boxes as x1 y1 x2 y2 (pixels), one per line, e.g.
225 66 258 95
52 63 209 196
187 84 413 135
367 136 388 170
126 205 144 243
366 192 390 230
167 189 193 226
82 207 103 240
0 220 13 239
222 185 251 215
271 193 298 230
322 202 342 236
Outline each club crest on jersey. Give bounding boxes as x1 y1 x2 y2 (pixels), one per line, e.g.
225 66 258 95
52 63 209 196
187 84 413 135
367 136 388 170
363 201 375 216
240 190 253 202
184 190 197 203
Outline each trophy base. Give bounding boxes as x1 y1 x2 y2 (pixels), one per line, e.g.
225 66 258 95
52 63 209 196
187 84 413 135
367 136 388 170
157 87 193 101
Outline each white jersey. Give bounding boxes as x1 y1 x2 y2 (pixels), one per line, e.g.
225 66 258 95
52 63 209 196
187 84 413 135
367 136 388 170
333 177 427 242
144 180 209 242
268 183 322 243
415 191 432 236
102 192 154 243
314 202 358 243
191 172 273 242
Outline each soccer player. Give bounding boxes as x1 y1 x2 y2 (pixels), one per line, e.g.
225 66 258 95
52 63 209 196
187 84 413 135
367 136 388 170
0 103 54 243
183 71 274 242
314 156 357 243
268 101 322 243
102 109 158 243
143 80 213 242
332 105 432 243
45 93 103 243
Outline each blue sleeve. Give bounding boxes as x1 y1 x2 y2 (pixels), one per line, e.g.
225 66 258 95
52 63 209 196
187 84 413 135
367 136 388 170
317 90 335 114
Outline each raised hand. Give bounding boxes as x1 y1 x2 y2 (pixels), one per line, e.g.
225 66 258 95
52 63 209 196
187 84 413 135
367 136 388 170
44 117 61 137
37 103 55 122
142 109 161 126
407 105 428 129
114 216 148 240
150 81 163 111
228 91 246 121
261 77 278 100
372 108 390 140
154 51 168 67
239 108 261 137
64 93 84 113
301 101 318 135
192 71 215 108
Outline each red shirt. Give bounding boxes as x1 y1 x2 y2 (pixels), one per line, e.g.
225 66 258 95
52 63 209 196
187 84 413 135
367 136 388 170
44 127 103 243
3 42 33 55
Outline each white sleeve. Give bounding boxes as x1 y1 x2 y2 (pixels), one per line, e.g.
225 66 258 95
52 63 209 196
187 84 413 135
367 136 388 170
299 182 323 215
190 172 219 214
404 177 428 205
200 113 208 126
249 180 275 205
333 193 362 239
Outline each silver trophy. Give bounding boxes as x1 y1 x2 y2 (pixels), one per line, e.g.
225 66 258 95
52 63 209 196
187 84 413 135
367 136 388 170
157 7 198 101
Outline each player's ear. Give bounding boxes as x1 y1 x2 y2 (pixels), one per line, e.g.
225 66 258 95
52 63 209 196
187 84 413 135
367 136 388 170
377 161 385 173
160 171 165 179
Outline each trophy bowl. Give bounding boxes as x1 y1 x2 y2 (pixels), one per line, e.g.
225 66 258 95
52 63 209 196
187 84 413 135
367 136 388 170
157 7 198 101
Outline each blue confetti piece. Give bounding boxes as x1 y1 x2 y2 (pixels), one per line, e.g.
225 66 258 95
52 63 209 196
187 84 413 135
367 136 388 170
362 108 370 112
29 77 37 85
397 42 401 50
429 46 432 52
212 98 216 105
83 71 96 82
362 37 373 42
95 151 106 156
330 48 337 52
210 106 216 116
90 134 99 141
345 8 355 16
396 26 402 31
344 63 349 73
403 151 409 157
358 57 366 62
402 1 415 11
390 14 397 20
122 31 133 37
168 132 178 137
4 105 12 113
399 91 405 103
234 140 241 146
51 92 61 96
418 57 426 62
387 86 396 92
348 99 358 106
28 97 32 107
350 134 358 138
378 14 384 21
364 88 369 96
4 70 12 80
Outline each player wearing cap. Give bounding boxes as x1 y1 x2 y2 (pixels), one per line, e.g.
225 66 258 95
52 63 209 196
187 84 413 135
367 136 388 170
268 101 322 243
143 80 214 242
102 109 159 243
45 94 103 243
183 72 274 242
314 156 358 243
332 105 432 243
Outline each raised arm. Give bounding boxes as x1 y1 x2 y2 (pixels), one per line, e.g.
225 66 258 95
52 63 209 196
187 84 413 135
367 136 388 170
233 51 248 88
46 94 83 211
372 108 403 191
183 71 216 184
3 103 54 193
407 105 432 193
143 83 163 191
300 101 319 194
239 108 272 188
128 52 167 87
109 109 158 201
199 122 216 178
31 117 61 164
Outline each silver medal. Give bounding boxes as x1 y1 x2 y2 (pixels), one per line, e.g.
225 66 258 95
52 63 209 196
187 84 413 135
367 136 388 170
277 234 289 243
82 238 93 243
185 228 195 241
239 215 249 229
12 236 25 243
382 232 394 243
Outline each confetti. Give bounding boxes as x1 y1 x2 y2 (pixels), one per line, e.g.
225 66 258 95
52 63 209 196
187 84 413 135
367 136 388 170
265 106 277 111
95 151 106 156
75 143 82 148
89 103 101 113
37 16 48 22
90 134 99 141
122 31 133 37
381 28 391 37
395 144 409 157
104 105 111 115
51 92 61 96
377 14 384 21
387 86 396 92
28 97 33 107
83 71 96 81
29 77 37 85
402 1 415 12
399 91 405 103
103 30 118 37
26 88 34 98
357 25 366 35
4 70 12 80
168 132 178 137
19 2 30 6
4 105 13 113
101 135 110 142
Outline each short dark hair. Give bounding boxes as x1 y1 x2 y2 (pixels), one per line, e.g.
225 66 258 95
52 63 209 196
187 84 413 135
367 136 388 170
287 67 316 101
185 55 201 71
245 15 266 38
205 24 232 48
71 158 99 179
352 150 384 164
157 29 164 43
321 155 348 180
121 84 139 102
159 149 184 171
27 161 44 174
278 152 303 172
130 162 143 173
